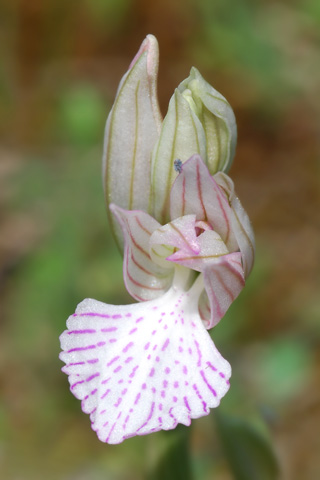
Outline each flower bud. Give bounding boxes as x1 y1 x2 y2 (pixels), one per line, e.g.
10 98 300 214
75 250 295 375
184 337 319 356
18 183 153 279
152 67 237 224
179 68 237 174
103 34 162 249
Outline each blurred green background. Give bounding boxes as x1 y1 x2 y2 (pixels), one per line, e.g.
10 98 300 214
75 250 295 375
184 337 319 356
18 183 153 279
0 0 319 479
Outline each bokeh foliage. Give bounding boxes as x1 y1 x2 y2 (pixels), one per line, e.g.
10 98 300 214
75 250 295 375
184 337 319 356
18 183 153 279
0 0 319 479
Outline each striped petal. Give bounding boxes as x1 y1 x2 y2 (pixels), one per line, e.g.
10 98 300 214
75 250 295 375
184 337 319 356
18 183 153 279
170 155 238 252
151 89 206 224
214 172 255 277
103 35 162 249
178 67 237 174
110 204 173 302
59 285 231 444
202 252 245 328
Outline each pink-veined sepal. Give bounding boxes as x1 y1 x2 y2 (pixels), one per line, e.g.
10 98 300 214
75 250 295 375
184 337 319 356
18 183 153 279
170 155 238 252
110 204 173 302
214 172 255 277
202 252 245 328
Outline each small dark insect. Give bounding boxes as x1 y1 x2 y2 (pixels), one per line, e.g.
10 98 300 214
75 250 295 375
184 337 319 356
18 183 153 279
174 159 183 173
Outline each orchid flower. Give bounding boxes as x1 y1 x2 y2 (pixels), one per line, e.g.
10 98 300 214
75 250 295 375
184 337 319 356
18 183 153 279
59 35 255 445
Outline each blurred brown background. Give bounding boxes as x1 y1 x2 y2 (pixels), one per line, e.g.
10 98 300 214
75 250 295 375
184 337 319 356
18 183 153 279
0 0 319 479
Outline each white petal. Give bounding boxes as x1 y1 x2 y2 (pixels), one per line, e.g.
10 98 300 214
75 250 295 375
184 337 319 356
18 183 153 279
167 229 229 272
150 215 200 269
60 288 231 444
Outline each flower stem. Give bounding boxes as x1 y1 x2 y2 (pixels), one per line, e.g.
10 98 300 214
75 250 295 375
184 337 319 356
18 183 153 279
188 273 204 302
